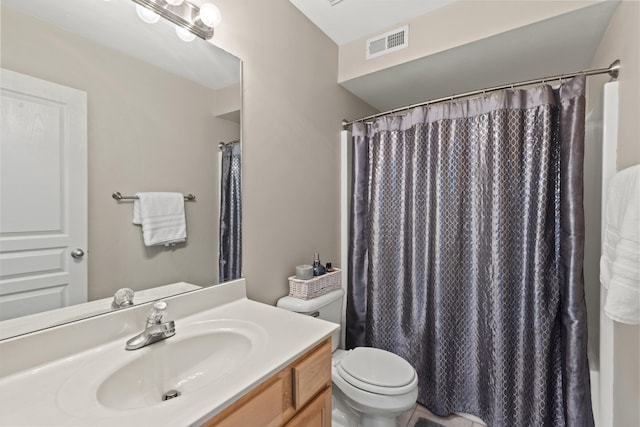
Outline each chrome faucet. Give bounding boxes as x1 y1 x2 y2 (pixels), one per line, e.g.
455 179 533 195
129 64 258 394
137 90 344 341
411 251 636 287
125 300 176 351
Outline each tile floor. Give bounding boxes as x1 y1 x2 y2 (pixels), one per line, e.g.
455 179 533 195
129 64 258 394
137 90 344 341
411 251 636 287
396 403 487 427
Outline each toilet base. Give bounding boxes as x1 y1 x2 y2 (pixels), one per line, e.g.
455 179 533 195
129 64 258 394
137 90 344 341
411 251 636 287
332 407 403 427
332 386 407 427
360 413 397 427
332 392 358 427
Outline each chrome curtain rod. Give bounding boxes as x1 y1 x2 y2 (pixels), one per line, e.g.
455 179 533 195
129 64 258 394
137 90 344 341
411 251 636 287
342 60 620 129
112 192 196 201
218 139 240 150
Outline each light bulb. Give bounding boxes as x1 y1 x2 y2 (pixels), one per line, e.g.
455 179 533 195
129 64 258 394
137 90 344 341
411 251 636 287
165 0 184 5
175 26 196 42
136 5 160 24
199 3 221 27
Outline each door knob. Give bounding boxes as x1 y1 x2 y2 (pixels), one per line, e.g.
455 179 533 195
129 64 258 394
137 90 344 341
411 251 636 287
70 248 85 259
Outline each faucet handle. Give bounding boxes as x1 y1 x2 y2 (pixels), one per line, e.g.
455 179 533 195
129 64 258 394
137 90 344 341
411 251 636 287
111 288 134 310
146 300 168 326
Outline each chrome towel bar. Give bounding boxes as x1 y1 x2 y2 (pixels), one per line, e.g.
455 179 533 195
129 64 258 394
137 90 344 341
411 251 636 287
112 192 196 201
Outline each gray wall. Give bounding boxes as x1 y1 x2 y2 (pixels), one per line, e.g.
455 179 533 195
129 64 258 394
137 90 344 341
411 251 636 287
211 0 377 304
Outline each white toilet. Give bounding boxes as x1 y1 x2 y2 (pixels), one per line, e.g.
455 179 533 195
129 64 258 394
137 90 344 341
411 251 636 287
277 288 418 427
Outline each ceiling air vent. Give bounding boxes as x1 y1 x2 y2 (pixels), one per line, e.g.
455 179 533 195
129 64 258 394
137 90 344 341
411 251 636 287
366 25 409 60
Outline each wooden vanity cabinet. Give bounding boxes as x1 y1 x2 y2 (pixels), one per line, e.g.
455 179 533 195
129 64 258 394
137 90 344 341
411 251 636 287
284 388 331 427
201 338 332 427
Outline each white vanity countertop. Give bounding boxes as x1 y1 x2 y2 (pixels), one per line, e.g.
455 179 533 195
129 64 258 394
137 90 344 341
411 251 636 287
0 279 338 426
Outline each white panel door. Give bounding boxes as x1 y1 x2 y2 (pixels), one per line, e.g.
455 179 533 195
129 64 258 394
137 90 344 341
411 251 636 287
0 68 87 321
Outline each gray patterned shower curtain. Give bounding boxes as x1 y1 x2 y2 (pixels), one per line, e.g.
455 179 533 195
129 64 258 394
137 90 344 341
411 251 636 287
219 142 242 282
346 76 593 426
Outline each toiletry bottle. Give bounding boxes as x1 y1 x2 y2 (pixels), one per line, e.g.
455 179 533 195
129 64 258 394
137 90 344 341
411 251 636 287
312 253 326 276
325 262 335 272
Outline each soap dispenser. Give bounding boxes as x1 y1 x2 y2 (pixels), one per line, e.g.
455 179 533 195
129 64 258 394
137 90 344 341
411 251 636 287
312 253 326 276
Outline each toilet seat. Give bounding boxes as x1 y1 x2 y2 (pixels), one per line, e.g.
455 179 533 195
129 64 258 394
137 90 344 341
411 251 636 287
336 347 417 396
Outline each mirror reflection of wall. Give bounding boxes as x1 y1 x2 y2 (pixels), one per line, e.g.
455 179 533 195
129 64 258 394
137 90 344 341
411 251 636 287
0 0 241 337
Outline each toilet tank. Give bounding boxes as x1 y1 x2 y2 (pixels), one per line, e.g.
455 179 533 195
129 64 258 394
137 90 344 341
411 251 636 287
276 288 344 351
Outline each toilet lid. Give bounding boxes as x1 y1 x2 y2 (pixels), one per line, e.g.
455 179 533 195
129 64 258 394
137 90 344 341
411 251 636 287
336 347 417 395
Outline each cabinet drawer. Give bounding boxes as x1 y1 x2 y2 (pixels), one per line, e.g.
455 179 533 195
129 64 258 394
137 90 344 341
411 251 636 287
292 339 332 410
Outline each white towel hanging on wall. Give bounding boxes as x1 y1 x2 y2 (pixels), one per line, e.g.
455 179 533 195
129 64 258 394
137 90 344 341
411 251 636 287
600 165 640 324
133 192 187 247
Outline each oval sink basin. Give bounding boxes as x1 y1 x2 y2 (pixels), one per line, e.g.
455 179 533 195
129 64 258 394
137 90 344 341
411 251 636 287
57 319 266 414
97 330 252 410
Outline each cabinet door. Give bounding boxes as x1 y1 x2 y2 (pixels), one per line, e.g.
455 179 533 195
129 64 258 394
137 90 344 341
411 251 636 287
285 387 332 427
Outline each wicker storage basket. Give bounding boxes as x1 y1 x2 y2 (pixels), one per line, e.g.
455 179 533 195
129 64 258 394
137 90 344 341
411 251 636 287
288 268 341 300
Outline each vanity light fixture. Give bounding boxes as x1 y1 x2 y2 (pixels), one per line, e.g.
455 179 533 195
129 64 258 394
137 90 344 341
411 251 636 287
131 0 221 40
135 4 160 23
175 25 196 42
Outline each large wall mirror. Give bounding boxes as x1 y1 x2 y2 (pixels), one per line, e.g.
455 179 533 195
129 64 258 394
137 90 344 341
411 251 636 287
0 0 242 339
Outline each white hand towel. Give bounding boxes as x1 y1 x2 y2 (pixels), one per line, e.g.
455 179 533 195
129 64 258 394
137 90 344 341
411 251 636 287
600 165 640 324
133 192 187 247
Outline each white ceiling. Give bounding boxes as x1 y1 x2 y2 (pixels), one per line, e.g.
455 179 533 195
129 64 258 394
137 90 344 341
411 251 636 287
290 0 619 114
2 0 240 90
289 0 457 45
